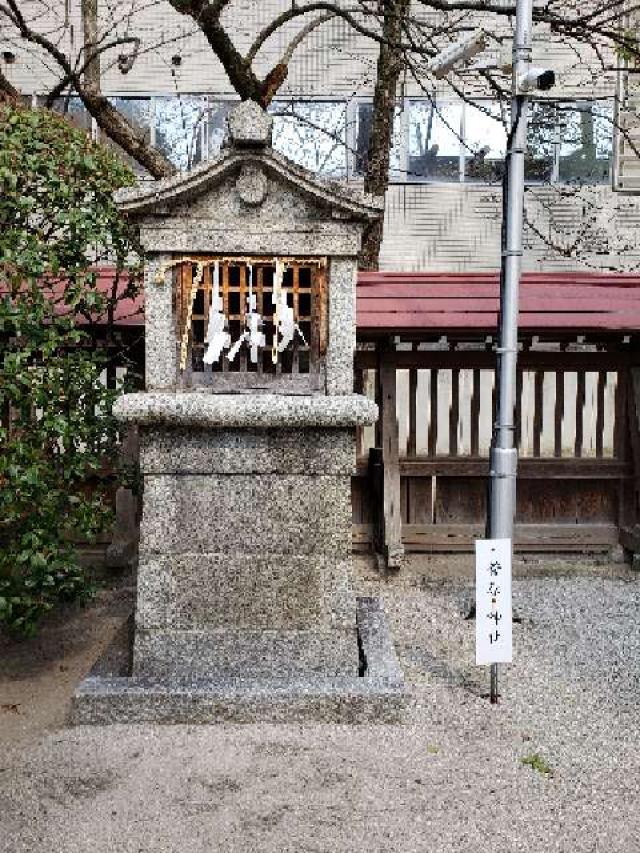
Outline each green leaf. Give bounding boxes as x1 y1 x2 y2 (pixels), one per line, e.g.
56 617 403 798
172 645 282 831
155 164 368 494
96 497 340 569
0 102 142 638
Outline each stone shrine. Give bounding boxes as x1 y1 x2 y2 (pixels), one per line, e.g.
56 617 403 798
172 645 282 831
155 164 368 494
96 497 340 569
73 100 405 722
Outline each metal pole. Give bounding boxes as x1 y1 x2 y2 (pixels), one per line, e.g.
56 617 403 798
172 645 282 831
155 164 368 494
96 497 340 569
487 0 533 704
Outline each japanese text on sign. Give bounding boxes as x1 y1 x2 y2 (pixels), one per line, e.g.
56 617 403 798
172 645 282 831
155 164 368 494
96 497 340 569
475 538 513 665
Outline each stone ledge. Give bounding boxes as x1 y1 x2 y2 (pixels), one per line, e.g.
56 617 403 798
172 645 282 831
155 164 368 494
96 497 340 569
139 427 355 475
71 597 407 724
114 392 378 429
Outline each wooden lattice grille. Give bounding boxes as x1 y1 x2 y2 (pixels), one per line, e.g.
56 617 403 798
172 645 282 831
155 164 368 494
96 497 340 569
175 257 327 385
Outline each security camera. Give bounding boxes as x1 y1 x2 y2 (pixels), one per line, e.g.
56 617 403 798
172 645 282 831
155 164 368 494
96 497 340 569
518 67 556 93
427 30 487 79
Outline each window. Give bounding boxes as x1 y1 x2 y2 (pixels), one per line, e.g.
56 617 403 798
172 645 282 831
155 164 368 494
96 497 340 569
43 95 92 132
525 102 556 182
203 100 234 160
270 100 348 177
154 95 207 171
107 97 153 175
558 102 613 184
108 96 235 172
408 101 463 181
109 97 153 141
354 102 403 178
463 102 507 183
38 93 614 187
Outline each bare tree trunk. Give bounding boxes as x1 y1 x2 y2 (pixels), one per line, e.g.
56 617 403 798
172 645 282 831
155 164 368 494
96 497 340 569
81 0 100 94
80 91 176 178
78 0 174 178
359 0 409 271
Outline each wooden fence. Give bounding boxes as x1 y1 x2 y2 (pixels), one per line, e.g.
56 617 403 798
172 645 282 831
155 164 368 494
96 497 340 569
353 340 640 558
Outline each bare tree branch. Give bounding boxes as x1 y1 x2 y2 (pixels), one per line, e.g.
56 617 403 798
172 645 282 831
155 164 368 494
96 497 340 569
44 36 140 106
168 0 264 101
2 0 175 178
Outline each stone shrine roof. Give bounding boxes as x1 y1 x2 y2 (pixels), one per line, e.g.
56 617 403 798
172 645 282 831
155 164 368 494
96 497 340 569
116 101 383 223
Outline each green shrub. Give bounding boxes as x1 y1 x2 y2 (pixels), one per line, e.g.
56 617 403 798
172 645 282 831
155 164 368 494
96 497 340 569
0 103 143 636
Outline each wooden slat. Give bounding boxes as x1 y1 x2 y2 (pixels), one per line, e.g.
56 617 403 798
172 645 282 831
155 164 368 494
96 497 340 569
256 265 264 376
292 264 300 373
309 265 320 374
319 264 328 356
354 367 364 458
408 366 417 457
359 296 640 313
515 368 523 451
222 263 230 374
239 264 248 373
470 368 481 456
614 370 628 462
357 311 640 332
554 370 564 457
595 371 606 458
358 285 640 302
627 368 640 527
358 272 640 290
575 370 586 457
202 264 212 375
400 522 618 550
428 368 438 457
351 522 618 552
533 370 544 458
449 368 459 456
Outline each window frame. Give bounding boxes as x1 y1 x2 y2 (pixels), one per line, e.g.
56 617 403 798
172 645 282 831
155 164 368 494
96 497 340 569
33 91 615 188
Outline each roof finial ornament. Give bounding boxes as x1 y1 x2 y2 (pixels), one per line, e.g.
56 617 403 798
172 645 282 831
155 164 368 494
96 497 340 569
228 100 273 148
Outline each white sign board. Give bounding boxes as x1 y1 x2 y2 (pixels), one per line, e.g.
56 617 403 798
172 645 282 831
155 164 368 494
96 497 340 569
475 538 513 665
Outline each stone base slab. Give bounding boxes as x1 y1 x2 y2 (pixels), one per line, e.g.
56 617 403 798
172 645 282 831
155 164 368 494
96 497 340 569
71 598 407 724
133 626 360 680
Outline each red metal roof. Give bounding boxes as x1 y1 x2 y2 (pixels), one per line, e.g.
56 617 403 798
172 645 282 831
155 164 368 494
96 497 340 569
8 268 640 334
0 268 143 327
357 271 640 334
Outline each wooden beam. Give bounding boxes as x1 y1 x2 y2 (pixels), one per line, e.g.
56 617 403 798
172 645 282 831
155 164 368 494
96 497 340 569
352 522 617 553
355 350 638 371
354 457 631 479
378 341 404 570
623 367 640 557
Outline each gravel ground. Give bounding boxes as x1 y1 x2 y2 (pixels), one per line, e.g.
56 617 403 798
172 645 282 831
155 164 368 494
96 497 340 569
1 558 639 853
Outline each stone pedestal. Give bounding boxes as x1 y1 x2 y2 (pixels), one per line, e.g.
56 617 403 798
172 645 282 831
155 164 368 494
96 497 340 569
121 393 374 681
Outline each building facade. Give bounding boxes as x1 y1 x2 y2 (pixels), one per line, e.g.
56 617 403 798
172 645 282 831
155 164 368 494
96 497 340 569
4 0 640 273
